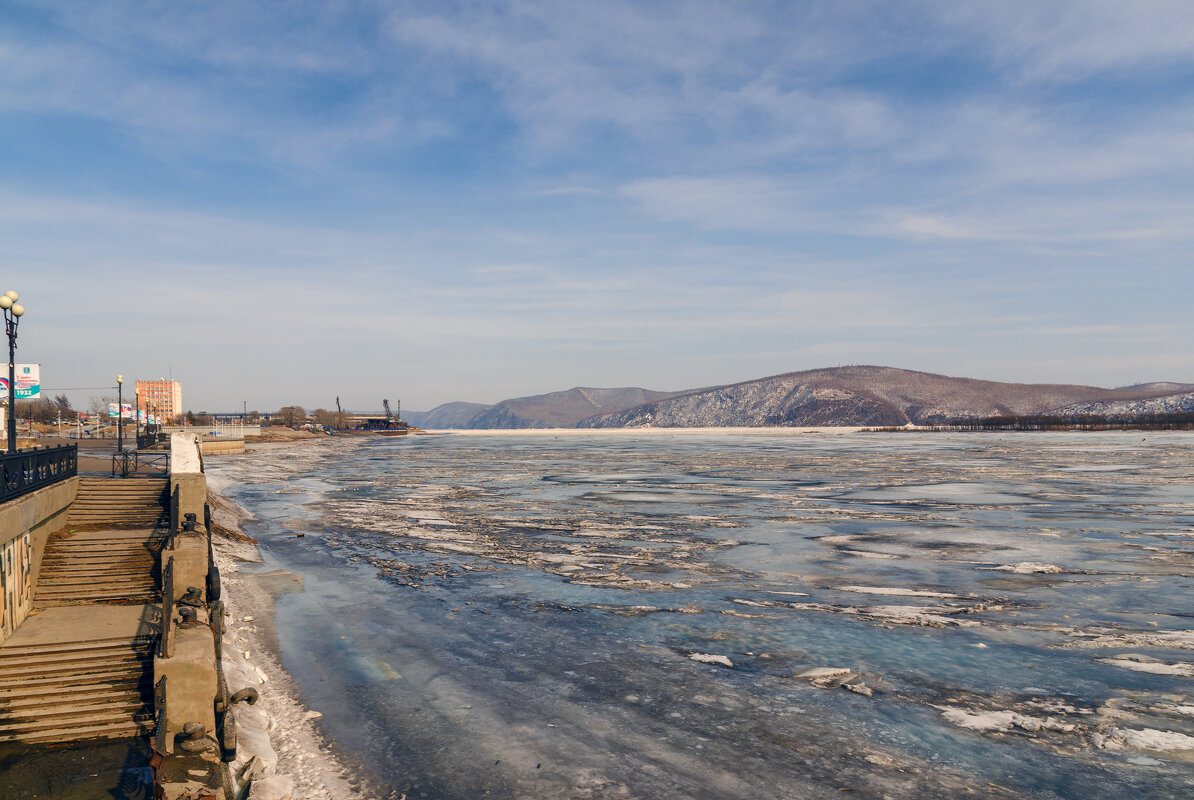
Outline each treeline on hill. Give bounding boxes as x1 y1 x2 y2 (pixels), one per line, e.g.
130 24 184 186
949 412 1194 431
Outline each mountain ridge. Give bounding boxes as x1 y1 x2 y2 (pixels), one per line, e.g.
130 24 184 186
408 366 1194 429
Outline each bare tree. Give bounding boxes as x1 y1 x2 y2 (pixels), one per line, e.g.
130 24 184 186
276 406 307 427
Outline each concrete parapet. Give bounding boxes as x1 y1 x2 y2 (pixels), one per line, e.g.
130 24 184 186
170 432 207 524
167 532 211 603
154 624 218 754
0 476 77 549
0 476 78 643
200 439 245 456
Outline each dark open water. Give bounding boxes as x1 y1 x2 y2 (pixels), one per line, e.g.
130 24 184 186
208 430 1194 799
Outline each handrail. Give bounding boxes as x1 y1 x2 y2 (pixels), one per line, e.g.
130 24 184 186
112 449 170 478
169 484 180 541
153 675 168 755
159 557 174 659
0 444 77 503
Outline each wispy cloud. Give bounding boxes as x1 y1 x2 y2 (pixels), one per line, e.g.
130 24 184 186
4 1 1194 407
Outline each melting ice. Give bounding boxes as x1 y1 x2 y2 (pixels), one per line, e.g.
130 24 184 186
208 431 1194 799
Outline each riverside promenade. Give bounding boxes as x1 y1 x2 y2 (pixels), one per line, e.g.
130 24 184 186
0 435 244 800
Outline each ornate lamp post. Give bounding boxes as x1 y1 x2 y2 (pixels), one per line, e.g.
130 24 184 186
116 374 124 453
1 290 26 454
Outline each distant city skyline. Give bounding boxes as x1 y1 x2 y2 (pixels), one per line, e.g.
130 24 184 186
4 2 1193 412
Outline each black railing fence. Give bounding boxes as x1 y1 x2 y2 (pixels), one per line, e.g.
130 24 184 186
111 449 170 478
0 444 77 503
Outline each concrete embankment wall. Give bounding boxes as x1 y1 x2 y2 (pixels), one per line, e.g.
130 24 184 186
0 477 78 643
199 439 245 456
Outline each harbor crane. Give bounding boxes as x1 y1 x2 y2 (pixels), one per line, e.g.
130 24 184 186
383 398 400 424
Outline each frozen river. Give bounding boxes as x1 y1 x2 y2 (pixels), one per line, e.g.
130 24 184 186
208 430 1194 799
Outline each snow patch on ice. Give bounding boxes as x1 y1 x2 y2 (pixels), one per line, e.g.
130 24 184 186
689 653 734 668
1097 655 1194 676
1107 728 1194 753
837 585 961 599
993 562 1064 574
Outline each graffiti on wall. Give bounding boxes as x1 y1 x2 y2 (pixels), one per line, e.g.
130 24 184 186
0 533 32 639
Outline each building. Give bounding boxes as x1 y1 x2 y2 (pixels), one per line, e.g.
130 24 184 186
136 380 182 424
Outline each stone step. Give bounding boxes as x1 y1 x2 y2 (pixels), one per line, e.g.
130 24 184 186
34 589 160 604
0 686 148 714
0 681 147 709
0 707 154 744
35 581 158 595
0 666 152 692
0 696 149 726
37 572 157 584
64 521 166 527
38 572 159 583
66 510 165 517
40 561 159 573
40 559 157 571
62 520 166 529
39 553 158 565
0 635 155 659
34 581 158 596
65 517 165 523
0 716 153 745
43 537 161 547
41 554 158 564
70 502 166 509
0 649 149 678
0 638 153 664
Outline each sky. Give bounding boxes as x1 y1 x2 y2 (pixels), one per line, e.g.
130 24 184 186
3 1 1194 414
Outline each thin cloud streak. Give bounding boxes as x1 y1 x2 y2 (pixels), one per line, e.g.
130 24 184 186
3 2 1193 408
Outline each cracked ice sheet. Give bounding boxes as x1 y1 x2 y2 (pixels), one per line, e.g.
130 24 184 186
204 430 1194 799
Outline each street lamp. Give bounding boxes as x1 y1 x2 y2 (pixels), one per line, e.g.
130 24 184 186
116 374 124 453
1 290 26 454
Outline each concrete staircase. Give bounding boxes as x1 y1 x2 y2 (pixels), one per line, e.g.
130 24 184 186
0 476 169 745
0 635 156 744
66 476 169 529
35 528 164 606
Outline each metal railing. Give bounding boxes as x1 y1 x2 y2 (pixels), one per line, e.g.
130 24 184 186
158 557 174 659
153 675 169 755
169 484 180 541
0 444 77 503
111 449 170 478
137 432 168 450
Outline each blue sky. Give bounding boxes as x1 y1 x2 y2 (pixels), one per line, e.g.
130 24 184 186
3 1 1193 413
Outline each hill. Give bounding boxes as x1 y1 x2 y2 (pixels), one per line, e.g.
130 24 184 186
576 366 1194 428
404 402 492 429
411 387 679 429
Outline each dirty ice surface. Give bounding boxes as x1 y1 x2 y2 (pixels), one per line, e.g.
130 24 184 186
206 431 1194 799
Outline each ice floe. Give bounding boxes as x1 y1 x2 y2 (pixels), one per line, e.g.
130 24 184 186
1097 654 1194 676
991 562 1065 574
689 653 734 668
935 707 1076 734
836 585 962 599
1102 728 1194 753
